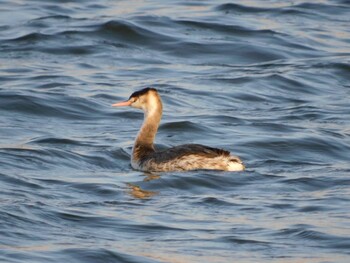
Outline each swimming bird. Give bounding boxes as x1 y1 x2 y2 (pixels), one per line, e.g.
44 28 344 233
112 88 245 172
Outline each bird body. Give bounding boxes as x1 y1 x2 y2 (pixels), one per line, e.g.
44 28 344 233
112 88 244 172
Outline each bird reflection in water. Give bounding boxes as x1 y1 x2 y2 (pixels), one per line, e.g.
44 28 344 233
127 173 160 199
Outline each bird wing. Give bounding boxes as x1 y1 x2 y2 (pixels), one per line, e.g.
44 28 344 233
149 144 230 163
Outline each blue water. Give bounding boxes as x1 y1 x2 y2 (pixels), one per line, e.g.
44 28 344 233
1 1 350 262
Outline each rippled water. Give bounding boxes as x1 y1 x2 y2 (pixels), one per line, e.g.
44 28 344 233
1 0 350 262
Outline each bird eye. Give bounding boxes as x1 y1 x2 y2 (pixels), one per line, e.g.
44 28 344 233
129 97 137 103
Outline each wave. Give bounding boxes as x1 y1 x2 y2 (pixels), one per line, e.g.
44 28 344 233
215 2 349 16
1 16 313 64
0 91 105 120
0 146 127 171
276 227 350 250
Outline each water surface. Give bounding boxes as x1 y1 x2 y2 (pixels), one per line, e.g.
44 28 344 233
1 1 350 262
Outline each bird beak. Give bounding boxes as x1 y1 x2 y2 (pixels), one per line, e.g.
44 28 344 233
112 100 132 107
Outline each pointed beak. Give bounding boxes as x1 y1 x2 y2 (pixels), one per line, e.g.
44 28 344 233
112 100 132 107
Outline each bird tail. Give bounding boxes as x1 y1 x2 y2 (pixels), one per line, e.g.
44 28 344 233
227 156 245 171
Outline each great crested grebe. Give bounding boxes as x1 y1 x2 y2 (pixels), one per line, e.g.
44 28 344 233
112 88 245 172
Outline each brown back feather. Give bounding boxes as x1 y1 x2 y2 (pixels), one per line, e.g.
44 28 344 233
142 144 230 164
